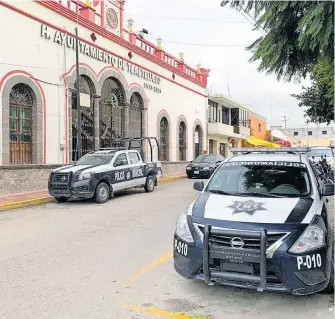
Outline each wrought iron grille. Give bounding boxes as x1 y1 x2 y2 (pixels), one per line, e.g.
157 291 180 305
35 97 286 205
194 125 203 158
178 121 186 161
100 78 125 148
129 92 144 138
9 83 34 164
72 75 95 161
160 117 169 161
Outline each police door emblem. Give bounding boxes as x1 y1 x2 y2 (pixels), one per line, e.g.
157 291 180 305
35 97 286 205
227 200 266 215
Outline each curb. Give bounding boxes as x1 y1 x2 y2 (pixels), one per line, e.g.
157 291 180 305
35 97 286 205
0 175 186 212
0 197 54 212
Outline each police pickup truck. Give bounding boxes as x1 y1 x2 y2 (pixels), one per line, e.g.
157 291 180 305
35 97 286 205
48 148 162 204
173 147 334 295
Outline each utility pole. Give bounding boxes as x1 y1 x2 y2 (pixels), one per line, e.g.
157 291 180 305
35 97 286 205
282 116 288 129
75 27 82 159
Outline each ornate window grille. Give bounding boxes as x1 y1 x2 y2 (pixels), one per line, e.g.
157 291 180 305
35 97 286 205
160 117 169 161
72 75 96 161
194 125 203 158
100 77 125 148
178 121 186 161
129 92 144 138
9 83 34 164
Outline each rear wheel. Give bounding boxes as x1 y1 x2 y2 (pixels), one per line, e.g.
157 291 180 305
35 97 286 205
55 197 68 203
145 175 156 192
94 182 110 204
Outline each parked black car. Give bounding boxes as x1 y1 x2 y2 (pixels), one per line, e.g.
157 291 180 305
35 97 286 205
186 154 225 179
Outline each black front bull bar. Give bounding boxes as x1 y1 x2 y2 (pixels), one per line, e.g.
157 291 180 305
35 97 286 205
203 225 268 292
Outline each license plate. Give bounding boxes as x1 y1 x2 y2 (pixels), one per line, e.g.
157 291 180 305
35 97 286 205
194 171 199 174
210 247 261 263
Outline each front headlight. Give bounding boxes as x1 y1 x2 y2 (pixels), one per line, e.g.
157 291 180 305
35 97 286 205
289 225 325 254
176 211 194 243
203 167 210 170
78 172 93 181
186 167 192 170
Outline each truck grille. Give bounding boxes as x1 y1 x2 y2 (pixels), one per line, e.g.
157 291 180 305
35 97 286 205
197 226 287 250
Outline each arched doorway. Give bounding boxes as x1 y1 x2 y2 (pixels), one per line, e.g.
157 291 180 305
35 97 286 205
9 83 34 164
129 92 144 137
100 77 125 148
178 121 187 161
194 124 203 158
159 117 169 161
72 75 96 161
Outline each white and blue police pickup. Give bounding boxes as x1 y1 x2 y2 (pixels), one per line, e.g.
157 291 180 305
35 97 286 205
48 149 162 203
173 147 334 295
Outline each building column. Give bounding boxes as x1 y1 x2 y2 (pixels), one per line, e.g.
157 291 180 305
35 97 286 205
123 103 130 137
93 95 101 151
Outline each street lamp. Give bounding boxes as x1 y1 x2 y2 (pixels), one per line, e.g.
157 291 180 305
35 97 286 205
75 27 82 159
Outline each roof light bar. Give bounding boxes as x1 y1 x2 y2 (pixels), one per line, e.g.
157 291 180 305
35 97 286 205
231 147 311 153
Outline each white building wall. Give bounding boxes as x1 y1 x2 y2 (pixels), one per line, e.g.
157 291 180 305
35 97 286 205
0 2 207 164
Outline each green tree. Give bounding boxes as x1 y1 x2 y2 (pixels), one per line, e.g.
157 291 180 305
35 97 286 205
292 58 334 124
221 1 334 123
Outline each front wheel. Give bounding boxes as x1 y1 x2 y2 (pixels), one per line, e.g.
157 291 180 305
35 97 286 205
55 197 68 203
94 182 110 204
144 175 156 193
323 246 334 293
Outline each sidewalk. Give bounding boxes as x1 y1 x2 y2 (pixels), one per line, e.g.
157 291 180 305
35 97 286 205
0 172 186 212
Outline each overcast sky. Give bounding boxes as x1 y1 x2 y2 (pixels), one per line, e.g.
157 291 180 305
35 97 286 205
124 0 320 129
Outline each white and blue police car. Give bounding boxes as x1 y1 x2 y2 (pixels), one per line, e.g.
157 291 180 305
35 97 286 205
173 147 334 295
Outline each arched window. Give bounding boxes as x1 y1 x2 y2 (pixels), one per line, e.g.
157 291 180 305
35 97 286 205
9 83 34 164
159 117 169 161
194 124 203 158
72 75 96 161
129 92 144 138
100 77 126 148
178 121 186 161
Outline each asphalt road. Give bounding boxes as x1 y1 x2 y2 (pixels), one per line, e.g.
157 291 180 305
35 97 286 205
0 179 333 319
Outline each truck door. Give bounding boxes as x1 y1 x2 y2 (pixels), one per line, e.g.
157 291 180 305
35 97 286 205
127 151 146 187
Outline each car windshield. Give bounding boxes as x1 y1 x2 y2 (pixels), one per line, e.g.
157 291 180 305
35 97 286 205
75 153 115 166
306 149 333 157
206 161 311 198
193 155 217 164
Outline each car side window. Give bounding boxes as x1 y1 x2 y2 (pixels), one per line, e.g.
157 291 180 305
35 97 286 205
114 153 128 167
129 152 140 164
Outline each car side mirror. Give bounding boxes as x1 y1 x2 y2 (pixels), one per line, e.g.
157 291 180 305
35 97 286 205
193 181 204 191
321 183 334 196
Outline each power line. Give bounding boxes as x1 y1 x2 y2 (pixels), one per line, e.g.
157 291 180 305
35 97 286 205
128 14 249 24
146 37 249 47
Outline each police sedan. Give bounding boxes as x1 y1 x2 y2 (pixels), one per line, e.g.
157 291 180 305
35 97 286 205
173 147 334 295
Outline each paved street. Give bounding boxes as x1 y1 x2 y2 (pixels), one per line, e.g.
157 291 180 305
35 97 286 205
0 179 333 319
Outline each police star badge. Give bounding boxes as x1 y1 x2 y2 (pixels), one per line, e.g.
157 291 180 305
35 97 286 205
227 200 266 215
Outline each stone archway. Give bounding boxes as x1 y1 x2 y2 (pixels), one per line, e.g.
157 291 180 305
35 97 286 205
65 66 100 161
1 74 44 165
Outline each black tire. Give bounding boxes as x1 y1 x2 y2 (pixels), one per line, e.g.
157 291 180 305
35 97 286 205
94 182 110 204
55 197 68 203
324 246 334 293
187 174 193 179
145 175 156 193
